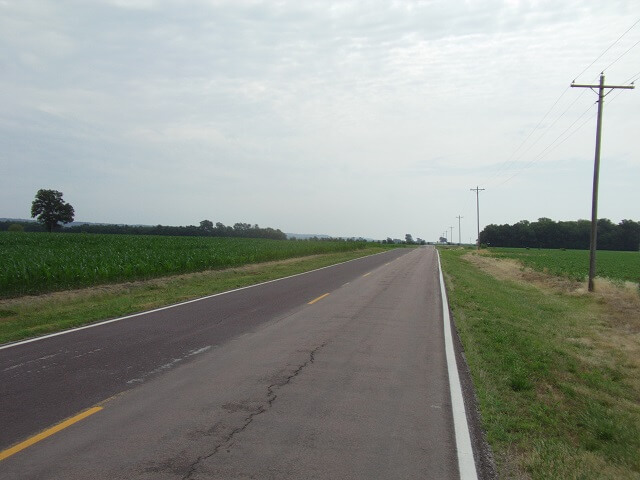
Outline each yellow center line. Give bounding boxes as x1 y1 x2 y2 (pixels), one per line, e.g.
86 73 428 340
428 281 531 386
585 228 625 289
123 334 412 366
308 293 330 305
362 272 372 277
0 406 103 462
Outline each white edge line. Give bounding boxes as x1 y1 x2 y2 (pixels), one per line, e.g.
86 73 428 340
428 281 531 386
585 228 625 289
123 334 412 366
436 250 478 480
1 250 396 351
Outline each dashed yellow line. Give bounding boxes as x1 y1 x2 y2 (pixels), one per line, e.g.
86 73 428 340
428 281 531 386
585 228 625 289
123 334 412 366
308 293 330 305
0 406 103 461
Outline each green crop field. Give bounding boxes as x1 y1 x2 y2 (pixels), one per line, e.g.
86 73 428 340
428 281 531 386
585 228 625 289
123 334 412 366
0 232 378 298
485 247 639 284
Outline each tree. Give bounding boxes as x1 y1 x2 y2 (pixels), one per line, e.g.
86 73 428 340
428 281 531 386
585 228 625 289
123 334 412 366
199 219 214 233
405 233 414 244
31 189 75 232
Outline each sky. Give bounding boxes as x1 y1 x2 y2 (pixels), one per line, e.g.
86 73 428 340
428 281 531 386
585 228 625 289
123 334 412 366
1 0 639 242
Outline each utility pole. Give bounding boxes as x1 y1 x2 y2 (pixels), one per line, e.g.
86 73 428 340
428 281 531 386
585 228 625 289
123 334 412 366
470 186 485 250
571 73 634 292
456 215 463 245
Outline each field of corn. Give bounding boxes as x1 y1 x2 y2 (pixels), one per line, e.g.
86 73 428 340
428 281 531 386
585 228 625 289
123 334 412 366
485 247 639 284
0 232 375 298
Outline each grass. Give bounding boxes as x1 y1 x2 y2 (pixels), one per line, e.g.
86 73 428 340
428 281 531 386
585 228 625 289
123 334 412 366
0 247 393 345
485 247 639 284
439 247 640 479
0 232 379 298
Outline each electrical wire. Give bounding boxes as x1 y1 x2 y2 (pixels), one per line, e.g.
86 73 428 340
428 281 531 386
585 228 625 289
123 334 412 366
492 68 637 188
603 38 640 73
483 89 588 186
484 22 638 189
492 104 596 188
573 18 640 82
482 87 570 184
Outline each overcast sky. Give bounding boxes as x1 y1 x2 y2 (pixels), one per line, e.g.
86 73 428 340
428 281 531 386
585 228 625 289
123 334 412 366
1 1 638 241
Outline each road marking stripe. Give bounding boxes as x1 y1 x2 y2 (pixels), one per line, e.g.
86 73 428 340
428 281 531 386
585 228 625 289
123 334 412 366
307 293 330 305
0 406 103 461
1 250 400 351
436 250 478 480
362 272 372 277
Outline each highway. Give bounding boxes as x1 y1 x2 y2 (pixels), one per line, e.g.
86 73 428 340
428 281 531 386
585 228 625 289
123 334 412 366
0 247 484 479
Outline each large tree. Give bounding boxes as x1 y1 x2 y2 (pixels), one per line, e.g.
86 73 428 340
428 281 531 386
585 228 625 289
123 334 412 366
31 189 75 232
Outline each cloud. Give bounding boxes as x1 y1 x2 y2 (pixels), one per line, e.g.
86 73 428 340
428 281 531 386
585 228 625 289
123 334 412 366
1 0 638 238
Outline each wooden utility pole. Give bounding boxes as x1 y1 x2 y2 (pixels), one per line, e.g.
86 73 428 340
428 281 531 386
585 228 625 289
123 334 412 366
571 73 634 292
470 186 485 250
456 215 463 245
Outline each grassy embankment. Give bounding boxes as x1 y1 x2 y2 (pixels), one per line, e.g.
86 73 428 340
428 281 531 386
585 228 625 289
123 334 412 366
0 232 401 344
439 247 639 479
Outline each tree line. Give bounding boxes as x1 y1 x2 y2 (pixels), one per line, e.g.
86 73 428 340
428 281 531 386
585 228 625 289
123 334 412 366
1 219 287 240
479 218 640 251
2 189 287 240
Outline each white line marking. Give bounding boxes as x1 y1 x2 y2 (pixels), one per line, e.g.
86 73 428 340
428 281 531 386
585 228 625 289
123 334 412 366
436 250 478 480
1 250 396 350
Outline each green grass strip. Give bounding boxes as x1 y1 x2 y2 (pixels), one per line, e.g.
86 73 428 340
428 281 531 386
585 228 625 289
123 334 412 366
439 248 640 479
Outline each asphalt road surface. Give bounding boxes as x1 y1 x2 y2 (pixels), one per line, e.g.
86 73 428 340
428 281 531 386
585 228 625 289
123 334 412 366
1 247 484 479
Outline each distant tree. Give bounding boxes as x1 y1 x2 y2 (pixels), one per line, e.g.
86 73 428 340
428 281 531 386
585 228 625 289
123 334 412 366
31 189 75 232
199 219 214 232
616 219 640 251
8 223 24 232
405 234 414 244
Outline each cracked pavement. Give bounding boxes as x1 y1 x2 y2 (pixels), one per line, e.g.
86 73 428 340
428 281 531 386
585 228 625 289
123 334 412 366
2 248 464 479
181 343 327 480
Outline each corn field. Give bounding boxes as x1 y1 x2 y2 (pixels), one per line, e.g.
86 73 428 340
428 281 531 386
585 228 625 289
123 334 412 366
0 232 371 297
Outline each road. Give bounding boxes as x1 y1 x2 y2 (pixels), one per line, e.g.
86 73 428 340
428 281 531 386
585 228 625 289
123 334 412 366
1 247 482 479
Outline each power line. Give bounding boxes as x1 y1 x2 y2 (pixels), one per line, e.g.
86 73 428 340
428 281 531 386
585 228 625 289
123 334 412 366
573 18 640 82
603 38 640 73
486 72 637 189
484 87 571 183
492 104 596 188
470 187 485 250
486 20 640 187
571 73 635 292
601 69 638 107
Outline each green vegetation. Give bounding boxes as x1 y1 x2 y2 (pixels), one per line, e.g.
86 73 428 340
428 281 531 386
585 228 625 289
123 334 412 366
486 247 639 284
30 189 75 232
0 232 379 298
439 248 640 479
0 247 393 344
480 217 639 251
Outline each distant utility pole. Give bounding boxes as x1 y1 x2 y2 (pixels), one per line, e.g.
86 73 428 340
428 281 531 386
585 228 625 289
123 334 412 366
470 186 485 250
456 215 463 245
571 73 634 292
